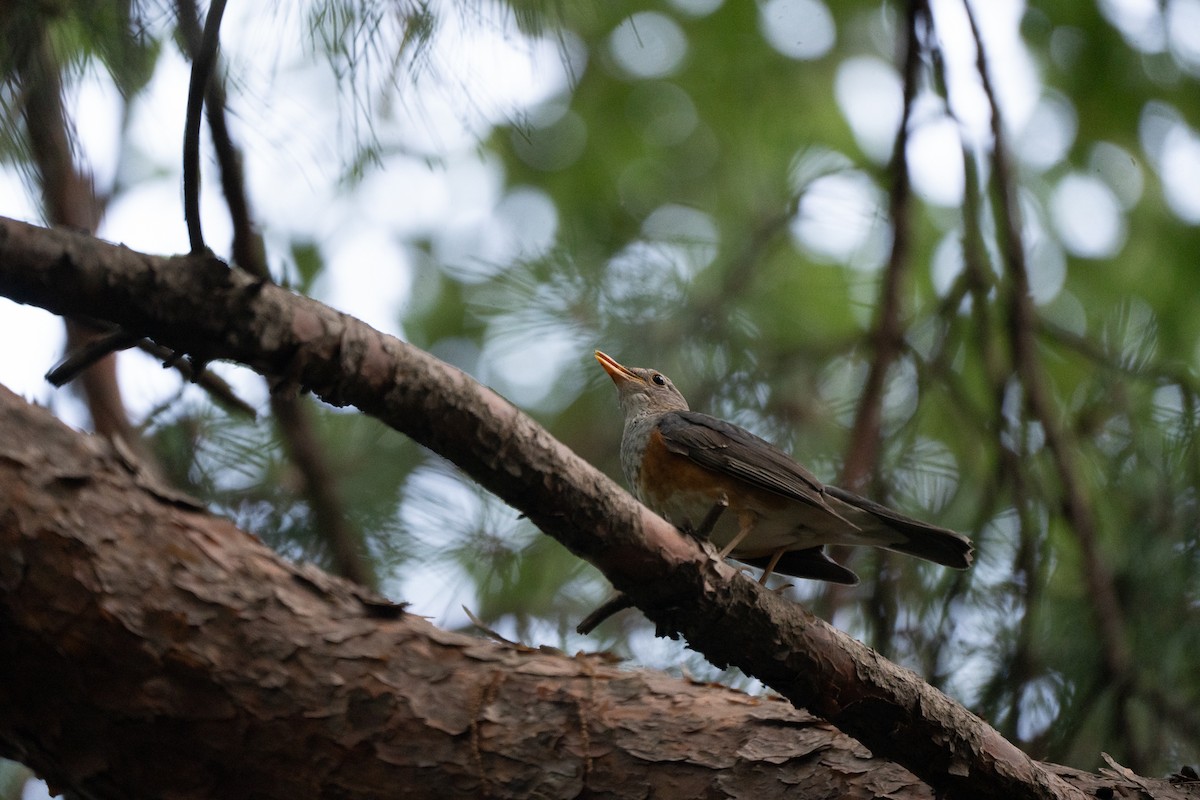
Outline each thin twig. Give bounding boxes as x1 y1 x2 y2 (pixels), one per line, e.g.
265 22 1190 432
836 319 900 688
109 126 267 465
930 29 1047 740
966 143 1044 747
270 397 375 587
177 0 265 276
47 328 256 417
182 0 228 254
1040 319 1200 396
962 0 1136 763
137 340 257 418
576 593 635 636
839 0 929 493
825 0 929 635
46 329 141 386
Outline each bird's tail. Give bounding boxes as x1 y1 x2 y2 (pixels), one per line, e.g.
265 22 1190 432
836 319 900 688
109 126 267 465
824 486 973 569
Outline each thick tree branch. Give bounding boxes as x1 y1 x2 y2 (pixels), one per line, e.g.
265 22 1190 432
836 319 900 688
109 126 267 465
4 385 1183 799
0 385 917 797
0 215 1087 799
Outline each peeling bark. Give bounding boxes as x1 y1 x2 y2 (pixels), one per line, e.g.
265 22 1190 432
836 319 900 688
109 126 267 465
0 217 1192 799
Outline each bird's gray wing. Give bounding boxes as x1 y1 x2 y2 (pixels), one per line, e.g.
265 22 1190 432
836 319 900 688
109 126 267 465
655 411 853 525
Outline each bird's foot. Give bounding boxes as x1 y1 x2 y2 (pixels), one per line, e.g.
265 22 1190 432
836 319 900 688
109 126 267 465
694 497 728 540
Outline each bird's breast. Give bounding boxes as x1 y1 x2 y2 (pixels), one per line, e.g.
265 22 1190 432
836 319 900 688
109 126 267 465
633 429 801 554
629 427 898 556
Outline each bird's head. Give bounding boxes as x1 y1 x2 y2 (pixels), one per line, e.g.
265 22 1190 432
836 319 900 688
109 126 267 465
594 350 689 419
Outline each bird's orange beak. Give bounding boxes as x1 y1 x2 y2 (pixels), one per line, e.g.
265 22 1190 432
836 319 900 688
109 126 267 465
595 350 640 386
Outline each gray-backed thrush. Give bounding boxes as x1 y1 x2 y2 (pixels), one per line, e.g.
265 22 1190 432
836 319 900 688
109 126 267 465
595 350 973 586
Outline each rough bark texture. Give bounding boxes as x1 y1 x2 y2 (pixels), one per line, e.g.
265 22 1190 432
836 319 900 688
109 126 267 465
0 384 929 798
2 387 1195 800
0 216 1190 799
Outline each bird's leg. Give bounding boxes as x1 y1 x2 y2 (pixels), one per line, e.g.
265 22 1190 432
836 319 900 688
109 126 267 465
578 499 730 636
688 497 728 541
758 547 786 585
716 512 756 560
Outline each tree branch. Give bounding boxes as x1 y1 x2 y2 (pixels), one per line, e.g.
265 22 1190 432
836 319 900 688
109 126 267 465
839 0 927 492
13 11 248 434
0 384 908 797
15 20 148 455
0 215 1088 799
182 0 228 253
828 0 929 643
4 384 1180 798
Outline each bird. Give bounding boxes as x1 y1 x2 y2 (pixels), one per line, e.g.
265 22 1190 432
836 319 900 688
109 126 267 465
594 350 973 586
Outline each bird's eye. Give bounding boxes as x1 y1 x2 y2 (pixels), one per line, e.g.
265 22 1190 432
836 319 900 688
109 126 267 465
651 374 666 386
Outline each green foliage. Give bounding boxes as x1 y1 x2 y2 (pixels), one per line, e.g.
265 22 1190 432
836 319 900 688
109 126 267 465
148 401 420 579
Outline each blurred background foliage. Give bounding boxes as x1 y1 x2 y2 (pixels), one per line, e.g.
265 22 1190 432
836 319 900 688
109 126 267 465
2 0 1200 786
